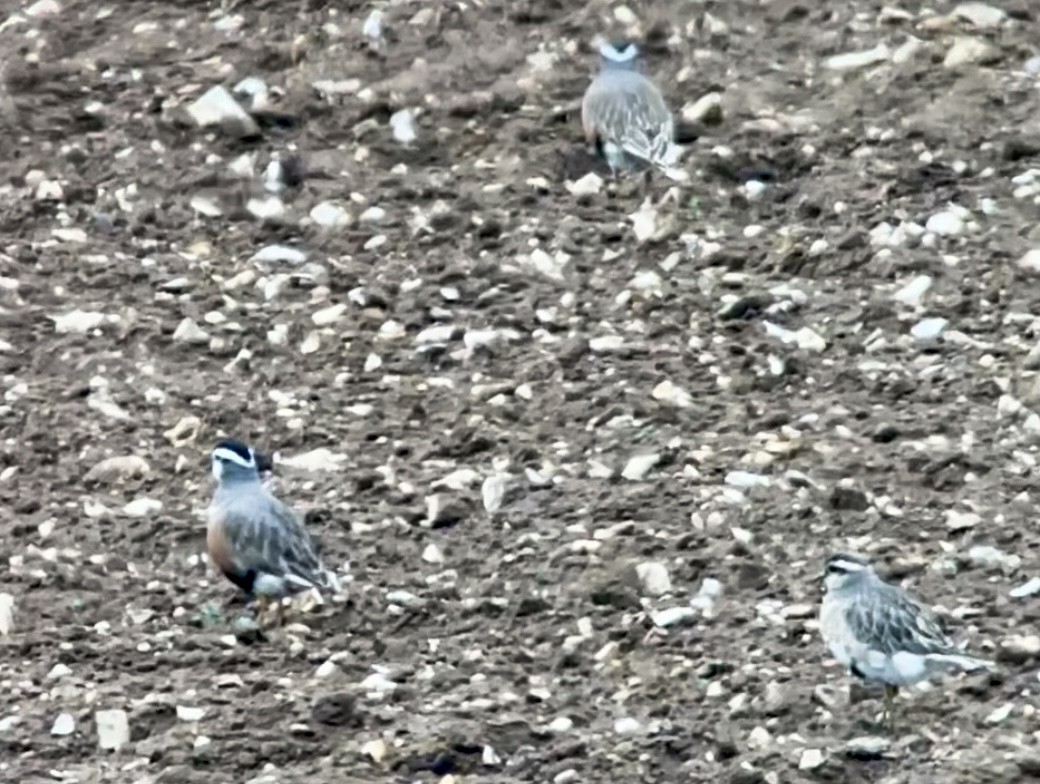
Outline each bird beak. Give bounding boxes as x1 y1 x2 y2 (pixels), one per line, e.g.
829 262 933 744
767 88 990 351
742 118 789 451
254 450 274 475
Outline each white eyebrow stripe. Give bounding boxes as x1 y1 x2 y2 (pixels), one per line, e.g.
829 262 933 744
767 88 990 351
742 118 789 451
600 43 634 62
830 558 868 572
213 447 254 468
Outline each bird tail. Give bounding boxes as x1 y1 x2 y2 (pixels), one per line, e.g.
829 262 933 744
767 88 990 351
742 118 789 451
619 134 686 174
927 652 994 674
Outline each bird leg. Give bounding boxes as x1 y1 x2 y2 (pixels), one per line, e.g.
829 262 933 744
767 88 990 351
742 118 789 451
881 685 899 730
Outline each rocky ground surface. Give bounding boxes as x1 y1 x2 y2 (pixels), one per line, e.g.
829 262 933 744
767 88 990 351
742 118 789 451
2 0 1040 782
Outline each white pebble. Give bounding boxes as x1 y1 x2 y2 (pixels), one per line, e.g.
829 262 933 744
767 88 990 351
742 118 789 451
51 713 75 736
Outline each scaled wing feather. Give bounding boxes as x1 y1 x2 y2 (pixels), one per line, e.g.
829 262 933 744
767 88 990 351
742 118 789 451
845 585 958 657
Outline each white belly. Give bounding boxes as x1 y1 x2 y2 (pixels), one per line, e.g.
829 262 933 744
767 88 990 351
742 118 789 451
820 595 930 687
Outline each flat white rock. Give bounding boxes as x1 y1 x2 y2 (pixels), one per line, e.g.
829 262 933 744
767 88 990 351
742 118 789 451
0 593 13 635
893 275 933 308
621 453 660 481
310 202 351 229
390 109 417 145
251 245 307 264
95 709 129 751
481 474 507 514
176 705 206 722
280 448 346 472
50 310 106 334
186 85 256 131
173 318 210 345
925 210 965 236
1017 249 1040 274
652 606 697 627
954 2 1007 28
635 562 672 596
911 317 948 342
825 44 890 71
51 713 75 736
123 498 162 517
566 172 603 196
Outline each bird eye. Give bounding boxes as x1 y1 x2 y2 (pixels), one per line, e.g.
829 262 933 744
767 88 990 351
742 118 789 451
826 564 845 574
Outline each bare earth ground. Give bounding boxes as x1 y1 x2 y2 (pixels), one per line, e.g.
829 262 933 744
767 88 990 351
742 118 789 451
2 0 1040 782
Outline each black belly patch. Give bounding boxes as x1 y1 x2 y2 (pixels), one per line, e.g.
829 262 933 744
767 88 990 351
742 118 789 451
224 569 257 596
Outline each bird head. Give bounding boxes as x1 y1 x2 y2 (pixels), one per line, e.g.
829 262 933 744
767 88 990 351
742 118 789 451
211 439 264 484
598 38 640 70
821 552 873 593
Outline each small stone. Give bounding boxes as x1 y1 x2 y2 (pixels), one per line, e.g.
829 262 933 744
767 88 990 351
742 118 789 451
967 545 1020 572
651 606 697 628
362 738 387 762
0 593 14 635
1010 577 1040 598
251 244 307 264
799 749 825 770
629 202 658 243
123 498 162 517
945 509 981 530
985 703 1014 724
997 634 1040 664
911 317 948 342
173 318 210 345
390 109 416 145
845 736 889 759
416 324 455 344
26 0 62 17
651 379 693 408
176 706 205 722
566 172 603 196
944 37 1000 68
246 196 285 221
481 474 507 514
824 44 890 71
279 448 345 472
47 663 72 680
682 92 723 125
747 726 772 750
312 303 347 326
386 590 426 608
310 202 351 229
50 310 106 334
315 659 339 678
725 471 771 489
422 543 444 564
548 716 573 733
614 717 641 734
95 709 130 751
621 453 660 481
588 335 624 352
954 2 1007 28
1017 250 1040 274
925 209 965 235
186 86 258 135
51 713 75 736
359 206 387 224
893 275 932 308
635 562 672 596
84 455 151 483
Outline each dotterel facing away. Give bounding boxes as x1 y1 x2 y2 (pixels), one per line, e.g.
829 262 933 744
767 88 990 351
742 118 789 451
819 552 993 726
206 439 341 626
581 38 684 178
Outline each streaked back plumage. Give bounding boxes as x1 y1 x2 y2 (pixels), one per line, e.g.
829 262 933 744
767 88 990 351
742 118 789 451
207 440 340 602
819 552 992 688
581 40 681 173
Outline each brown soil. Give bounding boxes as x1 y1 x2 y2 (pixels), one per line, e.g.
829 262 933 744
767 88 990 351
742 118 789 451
2 1 1040 783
